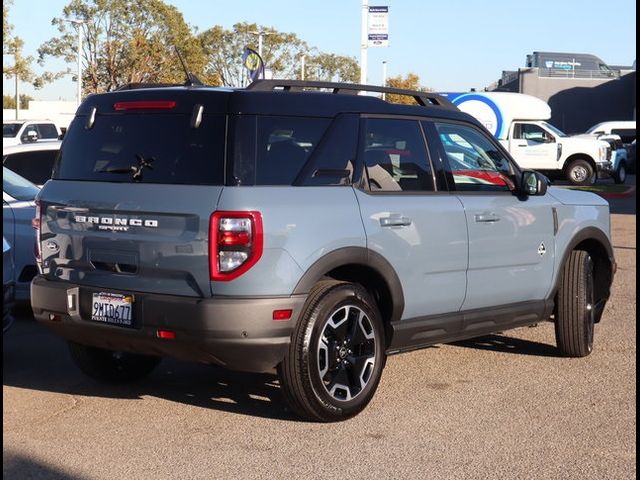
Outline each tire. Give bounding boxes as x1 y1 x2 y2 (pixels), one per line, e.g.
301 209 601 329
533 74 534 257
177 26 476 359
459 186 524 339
68 342 161 383
555 251 595 357
278 280 386 422
565 159 595 186
613 161 627 184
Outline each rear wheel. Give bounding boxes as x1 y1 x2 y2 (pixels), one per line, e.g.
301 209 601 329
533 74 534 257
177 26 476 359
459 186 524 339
613 161 627 184
68 342 161 383
566 159 595 186
278 281 386 422
555 250 595 357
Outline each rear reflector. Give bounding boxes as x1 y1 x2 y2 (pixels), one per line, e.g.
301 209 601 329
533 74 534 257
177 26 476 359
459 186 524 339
113 100 177 111
272 309 293 321
157 330 176 340
49 314 62 322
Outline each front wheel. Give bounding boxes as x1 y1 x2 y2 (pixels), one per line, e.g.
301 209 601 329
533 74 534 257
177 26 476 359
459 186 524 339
565 160 595 186
278 281 386 422
613 161 627 184
68 342 161 383
555 251 595 357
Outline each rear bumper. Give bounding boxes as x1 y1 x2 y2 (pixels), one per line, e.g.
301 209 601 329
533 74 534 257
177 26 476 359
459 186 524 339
31 276 306 373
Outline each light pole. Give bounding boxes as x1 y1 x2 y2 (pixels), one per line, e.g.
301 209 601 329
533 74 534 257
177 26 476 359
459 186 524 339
360 0 368 84
64 18 91 106
301 55 306 81
382 60 387 100
249 30 272 58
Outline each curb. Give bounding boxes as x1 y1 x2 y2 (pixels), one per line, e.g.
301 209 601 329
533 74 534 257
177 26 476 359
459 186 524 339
597 186 636 199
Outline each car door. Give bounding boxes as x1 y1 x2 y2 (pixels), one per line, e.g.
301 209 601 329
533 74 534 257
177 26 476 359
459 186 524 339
354 116 468 323
509 122 558 170
428 120 555 311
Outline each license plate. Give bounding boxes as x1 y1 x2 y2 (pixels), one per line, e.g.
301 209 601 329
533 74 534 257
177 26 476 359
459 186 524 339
91 292 133 326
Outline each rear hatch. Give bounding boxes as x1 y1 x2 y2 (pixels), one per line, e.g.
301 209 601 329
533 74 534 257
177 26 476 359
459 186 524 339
38 88 230 298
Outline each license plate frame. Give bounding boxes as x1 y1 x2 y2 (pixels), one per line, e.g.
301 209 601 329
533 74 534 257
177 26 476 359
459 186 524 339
90 292 134 327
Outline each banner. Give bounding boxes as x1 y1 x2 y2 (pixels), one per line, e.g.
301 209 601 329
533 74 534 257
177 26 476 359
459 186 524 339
368 6 389 48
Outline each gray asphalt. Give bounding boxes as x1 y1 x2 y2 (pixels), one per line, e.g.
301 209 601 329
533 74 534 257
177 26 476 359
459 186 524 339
3 184 636 480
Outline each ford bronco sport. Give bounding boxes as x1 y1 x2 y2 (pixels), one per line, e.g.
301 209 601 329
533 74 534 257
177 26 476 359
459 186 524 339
31 80 615 422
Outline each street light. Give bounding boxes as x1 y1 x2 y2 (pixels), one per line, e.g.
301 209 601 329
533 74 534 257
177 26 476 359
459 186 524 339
63 18 92 106
249 30 273 58
382 61 388 100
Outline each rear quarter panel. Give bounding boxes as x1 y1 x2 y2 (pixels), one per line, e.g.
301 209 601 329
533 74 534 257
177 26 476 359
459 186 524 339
213 186 365 296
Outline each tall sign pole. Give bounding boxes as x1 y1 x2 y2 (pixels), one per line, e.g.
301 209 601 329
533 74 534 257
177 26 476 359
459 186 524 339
360 0 368 85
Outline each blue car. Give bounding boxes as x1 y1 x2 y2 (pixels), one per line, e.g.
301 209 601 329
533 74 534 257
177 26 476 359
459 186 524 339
3 166 39 303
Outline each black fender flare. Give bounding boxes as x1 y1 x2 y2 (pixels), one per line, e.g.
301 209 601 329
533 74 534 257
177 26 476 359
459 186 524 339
293 246 405 324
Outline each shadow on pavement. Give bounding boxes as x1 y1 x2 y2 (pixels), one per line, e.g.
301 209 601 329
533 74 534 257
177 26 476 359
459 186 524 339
450 333 563 358
3 317 300 422
3 454 90 480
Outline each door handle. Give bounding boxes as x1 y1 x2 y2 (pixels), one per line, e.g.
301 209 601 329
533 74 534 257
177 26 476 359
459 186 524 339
380 216 412 227
515 143 528 147
474 213 500 223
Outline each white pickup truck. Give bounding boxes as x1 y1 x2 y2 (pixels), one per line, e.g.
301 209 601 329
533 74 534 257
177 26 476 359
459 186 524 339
2 119 62 148
443 92 612 185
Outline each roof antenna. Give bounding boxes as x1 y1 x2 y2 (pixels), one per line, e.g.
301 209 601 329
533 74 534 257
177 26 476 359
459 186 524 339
174 46 203 86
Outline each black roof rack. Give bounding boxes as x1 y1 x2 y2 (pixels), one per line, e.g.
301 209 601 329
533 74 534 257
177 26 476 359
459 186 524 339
114 82 185 91
246 79 457 110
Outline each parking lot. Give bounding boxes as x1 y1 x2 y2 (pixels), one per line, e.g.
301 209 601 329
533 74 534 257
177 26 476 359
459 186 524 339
3 183 636 480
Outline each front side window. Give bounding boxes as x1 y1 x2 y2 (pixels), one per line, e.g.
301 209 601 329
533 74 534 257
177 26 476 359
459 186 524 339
36 123 59 139
513 123 553 143
361 118 434 192
435 122 515 192
4 150 59 185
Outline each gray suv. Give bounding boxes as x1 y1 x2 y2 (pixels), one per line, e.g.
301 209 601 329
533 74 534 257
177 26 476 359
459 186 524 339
31 80 615 421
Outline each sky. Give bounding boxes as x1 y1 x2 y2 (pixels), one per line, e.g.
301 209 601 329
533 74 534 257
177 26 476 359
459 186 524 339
3 0 637 101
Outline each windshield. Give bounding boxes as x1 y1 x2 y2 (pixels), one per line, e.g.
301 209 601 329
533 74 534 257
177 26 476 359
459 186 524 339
541 122 568 138
3 123 23 138
3 166 40 201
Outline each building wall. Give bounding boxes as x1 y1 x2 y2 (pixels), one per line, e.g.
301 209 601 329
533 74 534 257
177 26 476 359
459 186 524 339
3 100 77 130
493 68 636 134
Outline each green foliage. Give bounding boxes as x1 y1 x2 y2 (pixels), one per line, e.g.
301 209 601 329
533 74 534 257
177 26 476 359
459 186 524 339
305 53 359 83
3 1 34 81
3 94 33 109
38 0 208 94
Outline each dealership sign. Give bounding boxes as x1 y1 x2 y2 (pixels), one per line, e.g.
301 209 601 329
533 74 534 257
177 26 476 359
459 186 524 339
368 6 389 47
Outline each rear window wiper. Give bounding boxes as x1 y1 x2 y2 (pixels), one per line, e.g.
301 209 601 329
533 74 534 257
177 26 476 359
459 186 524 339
98 154 154 181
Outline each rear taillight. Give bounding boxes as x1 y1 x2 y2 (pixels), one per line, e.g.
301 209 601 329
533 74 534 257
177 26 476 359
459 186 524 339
32 200 42 269
209 211 263 281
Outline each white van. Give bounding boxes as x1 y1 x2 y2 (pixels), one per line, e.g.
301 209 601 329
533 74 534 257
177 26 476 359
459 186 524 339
443 92 612 185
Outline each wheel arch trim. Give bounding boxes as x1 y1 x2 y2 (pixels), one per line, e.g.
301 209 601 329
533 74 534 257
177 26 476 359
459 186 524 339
292 247 405 324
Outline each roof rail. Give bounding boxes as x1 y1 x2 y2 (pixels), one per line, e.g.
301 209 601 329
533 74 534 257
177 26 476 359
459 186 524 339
246 79 457 110
114 82 193 91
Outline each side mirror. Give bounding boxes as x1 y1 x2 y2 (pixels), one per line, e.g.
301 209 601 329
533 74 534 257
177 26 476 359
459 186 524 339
22 130 39 143
521 170 548 196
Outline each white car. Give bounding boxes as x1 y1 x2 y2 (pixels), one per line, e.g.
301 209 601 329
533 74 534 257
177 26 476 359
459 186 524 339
3 119 62 148
3 141 62 186
3 167 40 301
586 121 636 144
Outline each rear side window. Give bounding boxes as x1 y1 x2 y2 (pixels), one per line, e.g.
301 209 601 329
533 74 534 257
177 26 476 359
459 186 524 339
53 114 225 185
361 118 434 192
3 150 59 185
230 115 331 185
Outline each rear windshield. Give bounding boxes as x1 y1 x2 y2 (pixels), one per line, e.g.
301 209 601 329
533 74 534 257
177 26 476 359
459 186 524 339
3 166 40 201
53 114 225 185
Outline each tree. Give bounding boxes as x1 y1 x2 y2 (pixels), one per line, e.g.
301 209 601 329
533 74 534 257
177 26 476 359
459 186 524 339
3 1 34 81
3 94 33 109
304 53 359 83
386 73 432 104
199 22 311 87
38 0 209 95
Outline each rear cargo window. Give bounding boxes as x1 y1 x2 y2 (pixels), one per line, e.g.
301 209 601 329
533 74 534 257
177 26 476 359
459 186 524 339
230 115 331 185
53 114 225 185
